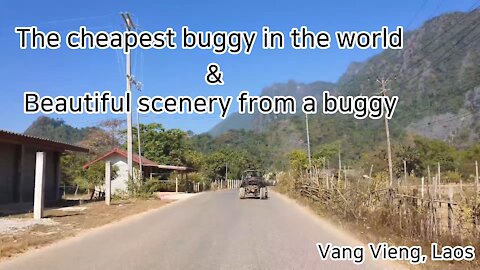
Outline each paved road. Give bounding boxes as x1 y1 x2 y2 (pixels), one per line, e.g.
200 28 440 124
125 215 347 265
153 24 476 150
0 191 399 270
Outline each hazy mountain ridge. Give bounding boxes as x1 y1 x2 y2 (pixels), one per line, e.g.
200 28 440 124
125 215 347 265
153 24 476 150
209 9 480 145
24 116 99 144
209 80 336 136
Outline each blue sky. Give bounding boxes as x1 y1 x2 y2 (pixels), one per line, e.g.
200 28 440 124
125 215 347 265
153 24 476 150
0 0 477 134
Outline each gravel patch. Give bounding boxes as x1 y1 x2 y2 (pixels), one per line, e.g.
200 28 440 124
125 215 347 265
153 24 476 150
57 207 87 212
0 218 57 235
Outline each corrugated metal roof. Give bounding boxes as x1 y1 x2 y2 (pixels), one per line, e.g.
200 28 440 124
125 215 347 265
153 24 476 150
0 129 89 152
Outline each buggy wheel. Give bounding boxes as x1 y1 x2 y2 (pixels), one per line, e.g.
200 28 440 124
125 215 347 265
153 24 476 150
239 187 246 199
260 187 266 199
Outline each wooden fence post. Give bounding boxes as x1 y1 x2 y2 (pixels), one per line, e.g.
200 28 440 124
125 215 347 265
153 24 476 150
338 151 342 184
421 177 424 198
437 162 441 185
448 187 454 236
427 166 431 196
460 178 463 194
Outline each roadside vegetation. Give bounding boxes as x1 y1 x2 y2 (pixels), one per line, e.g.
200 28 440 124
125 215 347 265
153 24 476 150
275 138 480 269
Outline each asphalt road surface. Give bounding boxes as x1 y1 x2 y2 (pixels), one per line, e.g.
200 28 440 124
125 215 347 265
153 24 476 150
0 191 400 270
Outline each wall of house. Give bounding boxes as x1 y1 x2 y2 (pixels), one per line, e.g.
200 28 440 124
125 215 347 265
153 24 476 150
0 142 60 205
109 155 130 194
0 142 17 204
21 147 36 202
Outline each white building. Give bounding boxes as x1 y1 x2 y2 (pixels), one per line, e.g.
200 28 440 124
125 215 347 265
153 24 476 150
83 148 192 194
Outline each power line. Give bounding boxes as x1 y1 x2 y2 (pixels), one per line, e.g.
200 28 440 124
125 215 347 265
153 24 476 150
403 3 480 66
400 20 480 87
405 0 430 30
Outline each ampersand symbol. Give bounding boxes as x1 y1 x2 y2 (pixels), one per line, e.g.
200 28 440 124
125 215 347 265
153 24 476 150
205 63 224 85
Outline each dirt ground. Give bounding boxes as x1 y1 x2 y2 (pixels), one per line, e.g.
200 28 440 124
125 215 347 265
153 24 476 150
0 198 170 260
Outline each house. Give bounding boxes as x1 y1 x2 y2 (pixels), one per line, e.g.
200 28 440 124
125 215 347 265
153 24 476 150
0 130 88 205
83 148 193 194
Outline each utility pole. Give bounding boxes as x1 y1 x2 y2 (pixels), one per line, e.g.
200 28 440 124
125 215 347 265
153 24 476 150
305 114 312 169
122 12 135 183
475 160 478 207
136 111 142 178
121 13 142 183
377 77 394 187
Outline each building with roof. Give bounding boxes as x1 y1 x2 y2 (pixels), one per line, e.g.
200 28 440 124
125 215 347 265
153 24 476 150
83 148 193 194
0 130 88 206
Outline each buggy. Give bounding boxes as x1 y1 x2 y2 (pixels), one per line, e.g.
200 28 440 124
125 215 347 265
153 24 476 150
239 170 268 199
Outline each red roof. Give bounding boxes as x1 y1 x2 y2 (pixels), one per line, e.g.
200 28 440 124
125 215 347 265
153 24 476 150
82 148 193 171
83 148 158 169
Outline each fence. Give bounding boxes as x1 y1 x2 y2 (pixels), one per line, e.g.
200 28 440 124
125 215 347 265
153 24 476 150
281 165 480 244
212 179 242 190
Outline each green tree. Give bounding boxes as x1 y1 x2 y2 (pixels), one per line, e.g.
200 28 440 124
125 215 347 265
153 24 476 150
288 150 308 173
394 144 424 177
133 123 191 166
76 162 118 199
413 137 458 173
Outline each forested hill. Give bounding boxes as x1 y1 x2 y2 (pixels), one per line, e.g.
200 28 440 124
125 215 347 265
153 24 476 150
209 9 480 145
24 116 98 144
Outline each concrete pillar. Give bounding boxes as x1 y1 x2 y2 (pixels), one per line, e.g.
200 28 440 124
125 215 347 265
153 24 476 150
34 152 46 219
105 161 111 206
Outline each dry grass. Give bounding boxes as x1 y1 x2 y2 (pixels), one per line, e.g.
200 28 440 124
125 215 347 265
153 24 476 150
0 198 170 260
275 172 480 270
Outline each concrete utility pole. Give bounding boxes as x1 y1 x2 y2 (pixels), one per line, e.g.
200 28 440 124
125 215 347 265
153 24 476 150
137 111 143 178
122 12 135 182
121 13 142 182
377 77 394 187
305 114 312 170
